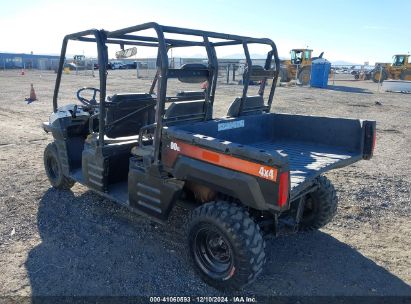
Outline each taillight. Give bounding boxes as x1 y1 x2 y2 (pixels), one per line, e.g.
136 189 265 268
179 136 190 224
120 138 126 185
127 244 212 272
278 171 289 207
363 122 376 160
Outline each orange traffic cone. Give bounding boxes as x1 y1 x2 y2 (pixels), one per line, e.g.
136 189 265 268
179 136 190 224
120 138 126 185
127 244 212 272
25 84 37 103
29 84 37 100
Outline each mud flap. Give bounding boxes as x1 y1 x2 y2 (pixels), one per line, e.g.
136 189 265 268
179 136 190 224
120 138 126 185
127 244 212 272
82 144 108 192
54 139 71 176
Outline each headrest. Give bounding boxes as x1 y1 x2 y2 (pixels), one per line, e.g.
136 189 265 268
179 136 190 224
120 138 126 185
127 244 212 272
164 100 206 120
178 63 209 83
227 95 265 117
246 65 276 81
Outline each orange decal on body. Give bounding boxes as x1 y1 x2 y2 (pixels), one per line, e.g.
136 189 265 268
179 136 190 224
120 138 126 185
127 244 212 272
171 140 278 182
202 150 220 162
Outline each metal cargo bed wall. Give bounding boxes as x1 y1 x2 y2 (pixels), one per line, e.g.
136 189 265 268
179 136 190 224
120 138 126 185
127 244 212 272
171 113 364 153
169 114 274 144
269 114 364 153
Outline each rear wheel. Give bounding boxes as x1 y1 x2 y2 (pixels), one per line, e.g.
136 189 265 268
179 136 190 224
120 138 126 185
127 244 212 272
44 143 75 189
372 68 387 83
188 201 265 290
298 67 311 85
300 175 337 231
400 69 411 81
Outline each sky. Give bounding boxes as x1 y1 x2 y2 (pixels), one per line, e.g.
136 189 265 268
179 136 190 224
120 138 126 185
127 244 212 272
0 0 410 65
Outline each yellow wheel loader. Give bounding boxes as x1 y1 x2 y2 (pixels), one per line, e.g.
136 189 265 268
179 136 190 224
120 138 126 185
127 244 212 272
279 49 324 85
372 54 411 83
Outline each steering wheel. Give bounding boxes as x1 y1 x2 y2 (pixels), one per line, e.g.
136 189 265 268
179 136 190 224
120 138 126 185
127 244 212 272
76 87 100 106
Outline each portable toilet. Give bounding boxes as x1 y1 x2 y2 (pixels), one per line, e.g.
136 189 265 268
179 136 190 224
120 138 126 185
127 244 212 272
310 58 331 88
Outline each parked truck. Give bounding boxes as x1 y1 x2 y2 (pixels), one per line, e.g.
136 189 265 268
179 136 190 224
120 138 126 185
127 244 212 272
43 23 376 290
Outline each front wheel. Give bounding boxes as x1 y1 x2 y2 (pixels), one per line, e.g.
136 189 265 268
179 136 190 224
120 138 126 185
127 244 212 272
298 67 311 85
400 70 411 81
44 143 75 190
372 68 387 83
188 201 266 290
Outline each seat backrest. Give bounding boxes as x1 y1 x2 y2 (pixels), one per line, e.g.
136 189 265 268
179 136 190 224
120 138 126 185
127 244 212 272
226 95 265 117
105 93 155 138
164 100 210 125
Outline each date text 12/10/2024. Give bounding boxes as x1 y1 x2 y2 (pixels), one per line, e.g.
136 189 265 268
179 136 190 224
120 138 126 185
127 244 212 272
149 296 257 303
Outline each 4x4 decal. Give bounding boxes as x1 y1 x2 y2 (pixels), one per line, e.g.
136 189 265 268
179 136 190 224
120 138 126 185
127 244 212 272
167 140 278 182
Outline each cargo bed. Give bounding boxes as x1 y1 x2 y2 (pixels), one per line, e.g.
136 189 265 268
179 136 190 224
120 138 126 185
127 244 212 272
165 112 371 197
252 140 359 193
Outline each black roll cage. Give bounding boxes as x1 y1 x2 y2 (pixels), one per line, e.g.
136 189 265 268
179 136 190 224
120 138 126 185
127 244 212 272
53 22 280 164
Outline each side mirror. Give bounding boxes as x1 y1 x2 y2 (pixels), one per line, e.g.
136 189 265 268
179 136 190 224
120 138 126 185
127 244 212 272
115 47 137 59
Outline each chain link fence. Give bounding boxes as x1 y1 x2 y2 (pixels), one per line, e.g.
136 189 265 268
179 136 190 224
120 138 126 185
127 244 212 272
1 54 381 88
0 56 100 78
133 59 378 86
133 57 268 85
330 64 375 82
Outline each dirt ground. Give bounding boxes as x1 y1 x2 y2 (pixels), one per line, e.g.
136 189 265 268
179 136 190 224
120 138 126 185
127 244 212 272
0 69 410 297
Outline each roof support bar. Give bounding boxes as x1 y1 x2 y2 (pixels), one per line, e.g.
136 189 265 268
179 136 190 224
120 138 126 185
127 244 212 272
239 42 252 115
53 29 108 148
203 36 218 119
52 22 281 163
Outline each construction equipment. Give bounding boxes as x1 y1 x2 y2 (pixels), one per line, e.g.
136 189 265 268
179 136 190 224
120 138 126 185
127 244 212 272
371 54 411 83
66 55 96 71
280 49 324 85
73 55 86 65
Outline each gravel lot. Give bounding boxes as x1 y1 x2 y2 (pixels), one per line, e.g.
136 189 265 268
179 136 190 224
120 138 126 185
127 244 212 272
0 69 410 297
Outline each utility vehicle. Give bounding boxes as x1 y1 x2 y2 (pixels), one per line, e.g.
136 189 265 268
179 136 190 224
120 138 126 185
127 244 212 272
43 23 376 290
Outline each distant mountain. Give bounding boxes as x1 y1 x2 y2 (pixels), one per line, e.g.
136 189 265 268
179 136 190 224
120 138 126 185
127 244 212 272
331 60 361 66
221 53 268 59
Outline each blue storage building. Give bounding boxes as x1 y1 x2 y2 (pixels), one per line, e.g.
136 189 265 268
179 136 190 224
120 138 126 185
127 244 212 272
0 52 60 70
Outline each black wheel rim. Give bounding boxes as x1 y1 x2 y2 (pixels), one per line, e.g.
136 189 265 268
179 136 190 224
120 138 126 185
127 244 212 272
193 226 234 280
46 155 59 181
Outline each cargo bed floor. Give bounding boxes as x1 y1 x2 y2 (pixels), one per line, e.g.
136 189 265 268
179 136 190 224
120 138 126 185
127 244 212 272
253 140 358 194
